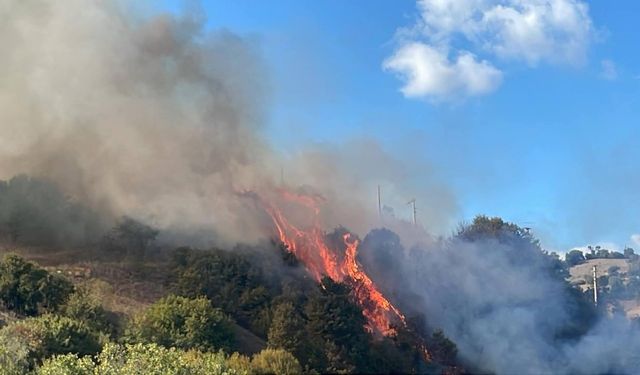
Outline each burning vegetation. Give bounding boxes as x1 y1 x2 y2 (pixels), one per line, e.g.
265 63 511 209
252 188 406 336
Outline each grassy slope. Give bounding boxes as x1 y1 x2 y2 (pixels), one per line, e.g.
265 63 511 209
0 244 266 354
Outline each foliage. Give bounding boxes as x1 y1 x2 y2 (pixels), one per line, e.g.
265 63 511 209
0 330 31 375
37 354 95 375
429 329 458 366
267 301 305 357
0 254 74 315
170 242 435 374
61 288 119 337
251 348 302 375
304 277 373 373
624 247 636 258
100 217 158 261
565 250 586 267
227 352 252 374
0 314 101 370
35 343 244 375
125 295 235 352
171 248 276 337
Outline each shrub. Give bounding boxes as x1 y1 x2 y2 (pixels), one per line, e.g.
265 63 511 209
251 348 302 375
0 314 101 370
37 354 95 375
35 343 245 375
125 295 235 352
0 254 73 315
61 288 118 337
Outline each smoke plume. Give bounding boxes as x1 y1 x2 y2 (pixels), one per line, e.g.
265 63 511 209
359 227 640 374
0 0 457 247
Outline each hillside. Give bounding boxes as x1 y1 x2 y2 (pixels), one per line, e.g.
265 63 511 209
568 258 640 318
0 245 268 355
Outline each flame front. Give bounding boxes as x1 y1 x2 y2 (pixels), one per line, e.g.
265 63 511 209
258 189 406 336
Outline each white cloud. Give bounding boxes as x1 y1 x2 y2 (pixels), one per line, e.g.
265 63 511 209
383 42 502 99
600 59 617 80
385 0 594 101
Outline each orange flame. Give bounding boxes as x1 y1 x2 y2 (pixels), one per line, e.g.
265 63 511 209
257 189 405 336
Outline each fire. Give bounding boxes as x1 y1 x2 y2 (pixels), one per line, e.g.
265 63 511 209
254 188 406 336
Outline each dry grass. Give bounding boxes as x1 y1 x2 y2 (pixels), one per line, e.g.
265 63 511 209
568 258 640 318
0 244 169 317
569 258 629 288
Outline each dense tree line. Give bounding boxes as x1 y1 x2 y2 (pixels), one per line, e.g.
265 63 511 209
0 254 305 374
0 243 458 375
168 243 443 373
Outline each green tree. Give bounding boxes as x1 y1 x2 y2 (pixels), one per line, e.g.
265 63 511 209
126 295 235 352
565 250 586 267
171 248 274 337
251 348 302 375
305 277 373 373
36 343 244 375
61 288 119 337
101 217 158 261
429 329 458 366
0 314 101 370
267 301 305 360
0 254 73 315
36 354 95 375
624 247 636 258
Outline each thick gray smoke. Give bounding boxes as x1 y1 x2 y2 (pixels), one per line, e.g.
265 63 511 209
0 0 277 245
360 227 640 374
0 1 456 246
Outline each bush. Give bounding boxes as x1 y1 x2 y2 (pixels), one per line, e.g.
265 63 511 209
227 352 252 374
0 254 74 315
37 354 95 375
251 348 302 375
0 314 101 370
565 250 585 267
60 289 119 337
126 295 235 352
170 248 275 337
100 217 158 262
429 329 458 366
35 343 245 375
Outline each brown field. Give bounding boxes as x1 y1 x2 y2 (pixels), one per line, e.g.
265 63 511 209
568 258 640 318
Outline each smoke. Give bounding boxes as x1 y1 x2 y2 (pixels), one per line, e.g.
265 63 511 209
0 1 457 247
0 0 281 245
359 227 640 374
282 138 458 239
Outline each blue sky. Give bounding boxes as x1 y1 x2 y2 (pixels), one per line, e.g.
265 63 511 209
158 0 640 252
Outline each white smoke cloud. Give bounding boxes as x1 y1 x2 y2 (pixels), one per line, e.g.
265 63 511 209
361 227 640 374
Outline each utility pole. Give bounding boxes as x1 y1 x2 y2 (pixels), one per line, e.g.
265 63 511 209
593 265 598 307
407 199 417 226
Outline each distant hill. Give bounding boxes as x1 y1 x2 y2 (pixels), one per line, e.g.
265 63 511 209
569 258 640 318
